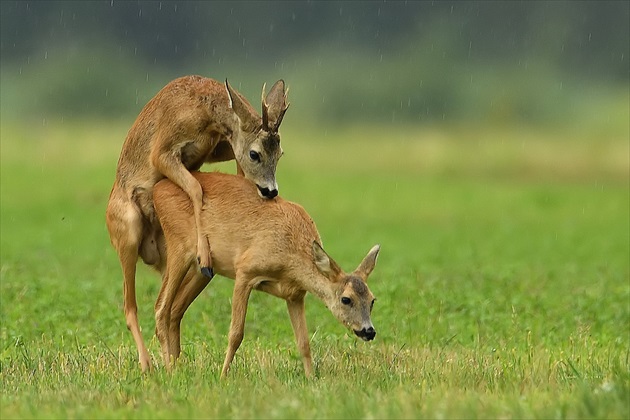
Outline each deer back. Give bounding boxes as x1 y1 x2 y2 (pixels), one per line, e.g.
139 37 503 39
153 172 321 280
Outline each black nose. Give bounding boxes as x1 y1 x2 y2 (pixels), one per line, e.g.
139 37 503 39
364 327 376 340
355 327 376 341
258 186 278 199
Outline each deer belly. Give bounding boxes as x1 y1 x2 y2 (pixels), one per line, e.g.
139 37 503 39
181 141 212 171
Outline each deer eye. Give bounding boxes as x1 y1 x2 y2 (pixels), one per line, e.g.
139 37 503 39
249 150 260 162
341 297 352 306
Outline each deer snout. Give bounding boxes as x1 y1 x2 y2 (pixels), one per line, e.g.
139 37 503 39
354 326 376 341
257 185 278 199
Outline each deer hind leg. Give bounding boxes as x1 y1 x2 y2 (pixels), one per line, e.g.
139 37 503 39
151 148 213 278
106 193 151 372
168 268 212 362
221 274 254 378
154 254 193 371
132 187 162 268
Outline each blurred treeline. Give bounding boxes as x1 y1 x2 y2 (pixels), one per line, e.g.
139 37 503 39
1 1 628 126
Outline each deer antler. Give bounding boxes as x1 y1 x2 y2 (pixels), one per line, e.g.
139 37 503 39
261 81 290 133
261 82 269 131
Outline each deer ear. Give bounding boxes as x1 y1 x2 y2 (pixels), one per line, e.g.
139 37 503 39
225 79 258 131
262 80 289 132
354 244 380 281
312 241 342 280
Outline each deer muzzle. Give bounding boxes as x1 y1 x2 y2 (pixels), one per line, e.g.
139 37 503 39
354 326 376 341
257 185 278 199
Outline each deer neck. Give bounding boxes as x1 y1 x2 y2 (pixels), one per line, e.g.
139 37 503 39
221 113 241 141
298 270 337 307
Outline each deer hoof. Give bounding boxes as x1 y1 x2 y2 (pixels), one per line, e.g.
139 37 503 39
201 266 214 279
197 256 214 279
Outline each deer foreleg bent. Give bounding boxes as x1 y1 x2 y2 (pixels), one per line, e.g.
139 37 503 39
151 145 213 278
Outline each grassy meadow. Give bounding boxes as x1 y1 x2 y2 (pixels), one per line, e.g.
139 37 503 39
1 117 629 418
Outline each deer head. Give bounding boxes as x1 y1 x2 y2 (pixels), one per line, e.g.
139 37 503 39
312 242 380 341
225 79 289 199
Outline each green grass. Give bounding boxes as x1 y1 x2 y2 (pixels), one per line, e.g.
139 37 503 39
1 118 629 418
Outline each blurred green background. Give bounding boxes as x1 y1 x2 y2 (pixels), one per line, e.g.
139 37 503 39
1 0 628 128
1 3 629 417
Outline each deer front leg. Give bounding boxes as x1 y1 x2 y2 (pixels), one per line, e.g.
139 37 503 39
221 277 253 378
151 146 213 278
286 296 313 377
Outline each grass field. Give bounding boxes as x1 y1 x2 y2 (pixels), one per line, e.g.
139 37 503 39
1 118 629 418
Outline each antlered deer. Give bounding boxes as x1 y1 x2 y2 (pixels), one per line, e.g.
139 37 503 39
106 75 289 372
151 172 380 377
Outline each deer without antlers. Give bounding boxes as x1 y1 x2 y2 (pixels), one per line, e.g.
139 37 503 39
150 171 380 377
105 75 289 372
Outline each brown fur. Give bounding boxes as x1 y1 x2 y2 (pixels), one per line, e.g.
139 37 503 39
150 172 380 377
105 75 288 372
